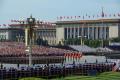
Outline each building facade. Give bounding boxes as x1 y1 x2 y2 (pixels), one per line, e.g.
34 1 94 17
0 18 120 45
0 28 9 40
55 19 120 44
0 23 56 45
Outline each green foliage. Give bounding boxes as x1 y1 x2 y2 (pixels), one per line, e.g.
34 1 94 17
19 77 45 80
36 38 48 46
19 72 120 80
111 37 120 42
65 38 110 48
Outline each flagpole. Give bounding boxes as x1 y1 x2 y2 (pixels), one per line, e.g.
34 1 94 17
101 7 104 48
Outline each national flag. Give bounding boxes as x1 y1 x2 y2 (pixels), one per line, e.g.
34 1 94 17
14 20 17 22
64 16 66 19
8 24 10 26
75 16 77 19
78 16 81 18
105 14 107 17
60 16 62 20
93 15 95 18
118 13 120 17
17 20 19 22
97 15 99 17
57 16 59 20
67 16 69 19
109 14 111 17
113 14 116 17
83 16 84 20
101 7 105 17
3 24 6 26
11 20 14 22
88 16 90 18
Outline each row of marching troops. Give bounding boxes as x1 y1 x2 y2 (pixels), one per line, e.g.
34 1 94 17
64 52 83 61
0 62 115 79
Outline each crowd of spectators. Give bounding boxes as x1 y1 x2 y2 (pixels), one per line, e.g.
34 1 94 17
0 42 82 57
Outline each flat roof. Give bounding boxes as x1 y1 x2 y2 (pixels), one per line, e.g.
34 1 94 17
0 28 24 30
55 18 120 24
9 24 56 29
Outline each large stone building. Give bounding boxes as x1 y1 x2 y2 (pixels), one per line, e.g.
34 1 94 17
0 23 56 45
55 19 120 44
0 18 120 45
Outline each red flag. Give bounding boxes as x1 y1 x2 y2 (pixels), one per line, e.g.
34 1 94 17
60 16 62 20
14 20 17 22
57 16 59 20
83 16 84 20
93 15 95 18
8 24 11 26
97 15 99 17
101 7 105 17
67 16 69 19
17 20 19 22
75 16 77 19
118 13 120 17
78 16 81 18
105 14 107 17
3 24 6 26
114 14 116 17
64 16 66 19
11 20 14 22
88 16 90 18
109 14 111 17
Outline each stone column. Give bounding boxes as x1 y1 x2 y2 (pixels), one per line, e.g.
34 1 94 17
87 27 90 39
95 27 98 39
67 27 68 39
92 27 94 40
74 27 76 38
78 27 79 38
104 27 107 40
25 28 29 46
70 28 72 38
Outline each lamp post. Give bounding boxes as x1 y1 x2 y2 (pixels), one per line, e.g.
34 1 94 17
78 36 87 46
16 34 21 42
108 38 111 46
101 7 104 48
26 15 36 67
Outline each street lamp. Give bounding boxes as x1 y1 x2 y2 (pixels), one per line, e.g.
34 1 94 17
78 36 87 46
16 34 21 42
26 15 36 67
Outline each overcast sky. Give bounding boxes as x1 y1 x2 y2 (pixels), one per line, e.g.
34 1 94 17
0 0 120 24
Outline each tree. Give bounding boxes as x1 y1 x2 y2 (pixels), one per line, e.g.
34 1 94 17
36 38 48 46
111 37 120 42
